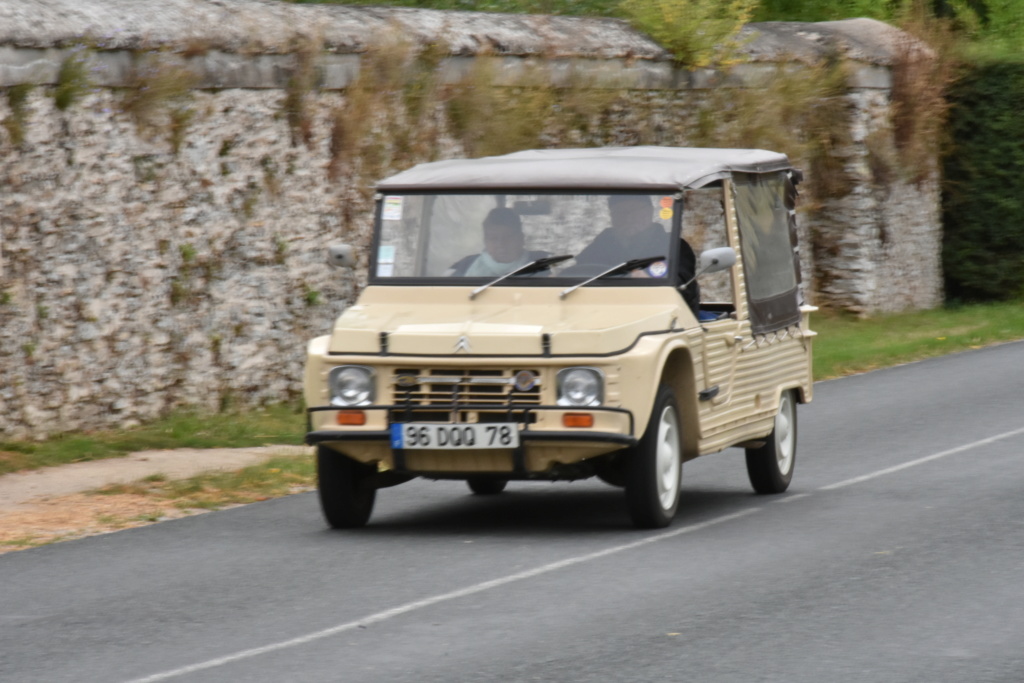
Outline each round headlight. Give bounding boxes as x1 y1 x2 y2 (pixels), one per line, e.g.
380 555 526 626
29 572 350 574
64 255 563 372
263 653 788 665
329 366 375 407
557 367 603 407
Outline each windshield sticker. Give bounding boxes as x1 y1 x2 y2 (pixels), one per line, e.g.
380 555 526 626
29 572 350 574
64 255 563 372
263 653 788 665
377 245 396 265
659 207 673 220
647 260 668 278
377 263 395 277
382 196 403 221
659 196 674 209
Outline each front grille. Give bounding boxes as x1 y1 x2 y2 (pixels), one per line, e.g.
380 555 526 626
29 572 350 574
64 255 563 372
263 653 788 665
389 368 541 422
389 408 538 425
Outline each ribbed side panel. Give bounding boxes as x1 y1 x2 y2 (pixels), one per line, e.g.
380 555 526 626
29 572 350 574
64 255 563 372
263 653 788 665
698 331 812 452
699 415 776 454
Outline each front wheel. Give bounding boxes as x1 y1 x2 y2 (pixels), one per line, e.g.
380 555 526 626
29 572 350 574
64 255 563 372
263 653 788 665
317 446 376 528
625 385 683 529
745 390 797 494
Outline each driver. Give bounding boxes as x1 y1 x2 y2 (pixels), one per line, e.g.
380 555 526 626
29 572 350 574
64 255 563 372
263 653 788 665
576 195 700 315
449 208 548 277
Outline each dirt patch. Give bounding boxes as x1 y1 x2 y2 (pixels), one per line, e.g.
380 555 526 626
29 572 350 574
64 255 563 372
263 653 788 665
0 492 205 552
0 446 312 554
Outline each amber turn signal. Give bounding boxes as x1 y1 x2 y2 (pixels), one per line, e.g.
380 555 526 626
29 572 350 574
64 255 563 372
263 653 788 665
336 410 367 426
562 413 594 428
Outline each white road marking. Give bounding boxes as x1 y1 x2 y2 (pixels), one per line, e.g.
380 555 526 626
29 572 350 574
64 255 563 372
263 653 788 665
122 508 758 683
820 425 1024 491
125 424 1024 682
773 492 812 504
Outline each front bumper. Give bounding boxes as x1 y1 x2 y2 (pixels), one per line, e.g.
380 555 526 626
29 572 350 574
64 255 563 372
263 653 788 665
306 404 636 476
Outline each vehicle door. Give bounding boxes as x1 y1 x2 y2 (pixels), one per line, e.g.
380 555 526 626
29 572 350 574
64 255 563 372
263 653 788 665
681 184 745 427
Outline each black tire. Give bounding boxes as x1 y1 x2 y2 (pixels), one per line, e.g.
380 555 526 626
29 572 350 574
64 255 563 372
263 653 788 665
625 385 683 529
317 445 376 528
467 477 507 495
745 390 797 494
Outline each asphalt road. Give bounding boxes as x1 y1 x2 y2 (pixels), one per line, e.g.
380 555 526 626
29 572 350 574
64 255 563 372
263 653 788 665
3 341 1024 683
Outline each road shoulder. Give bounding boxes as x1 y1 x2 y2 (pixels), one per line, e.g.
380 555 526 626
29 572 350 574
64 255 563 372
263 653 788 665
0 446 311 553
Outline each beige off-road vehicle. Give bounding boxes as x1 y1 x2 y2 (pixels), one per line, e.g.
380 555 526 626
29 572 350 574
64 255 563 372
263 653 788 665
304 147 815 529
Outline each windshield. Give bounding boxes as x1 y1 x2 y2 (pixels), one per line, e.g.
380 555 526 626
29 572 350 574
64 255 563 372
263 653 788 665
373 193 677 282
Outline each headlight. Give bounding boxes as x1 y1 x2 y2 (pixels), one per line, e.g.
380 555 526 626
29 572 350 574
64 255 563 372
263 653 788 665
557 367 603 407
328 365 375 407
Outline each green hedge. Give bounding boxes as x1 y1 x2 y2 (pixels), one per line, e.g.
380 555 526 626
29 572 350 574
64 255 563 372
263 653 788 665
942 62 1024 302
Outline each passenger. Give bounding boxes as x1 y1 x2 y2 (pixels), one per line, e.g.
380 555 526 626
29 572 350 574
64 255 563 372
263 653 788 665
576 195 700 315
449 207 549 277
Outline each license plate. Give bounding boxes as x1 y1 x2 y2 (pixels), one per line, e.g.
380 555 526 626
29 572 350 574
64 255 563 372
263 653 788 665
390 423 519 450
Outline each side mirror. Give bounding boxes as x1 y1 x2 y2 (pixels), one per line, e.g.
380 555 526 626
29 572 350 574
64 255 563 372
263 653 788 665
680 247 737 291
698 247 736 275
327 243 356 269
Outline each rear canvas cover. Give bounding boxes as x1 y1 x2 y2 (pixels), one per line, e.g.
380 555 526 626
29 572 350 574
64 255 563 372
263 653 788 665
733 172 802 334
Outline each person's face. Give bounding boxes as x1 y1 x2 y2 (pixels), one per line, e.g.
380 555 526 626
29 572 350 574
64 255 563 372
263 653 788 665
483 222 525 264
609 199 652 238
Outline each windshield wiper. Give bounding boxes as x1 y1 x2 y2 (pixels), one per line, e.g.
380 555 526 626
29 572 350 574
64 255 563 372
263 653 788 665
469 254 574 300
559 255 666 300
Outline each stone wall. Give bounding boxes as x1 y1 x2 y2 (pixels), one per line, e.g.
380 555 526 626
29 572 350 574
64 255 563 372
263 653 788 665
0 0 942 437
1 88 353 437
811 85 943 315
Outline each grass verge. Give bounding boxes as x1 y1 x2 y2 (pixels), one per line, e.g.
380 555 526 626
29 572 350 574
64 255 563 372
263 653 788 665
90 453 316 510
813 300 1024 379
0 403 306 476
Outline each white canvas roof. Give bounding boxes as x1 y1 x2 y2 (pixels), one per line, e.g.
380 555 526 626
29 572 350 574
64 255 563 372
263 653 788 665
376 147 791 192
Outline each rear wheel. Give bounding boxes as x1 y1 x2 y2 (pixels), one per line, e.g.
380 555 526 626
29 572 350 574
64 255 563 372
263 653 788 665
745 390 797 494
467 477 507 495
625 385 683 529
317 445 376 528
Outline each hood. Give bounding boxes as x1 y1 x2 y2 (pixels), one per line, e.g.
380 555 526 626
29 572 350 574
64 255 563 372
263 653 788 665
328 285 691 357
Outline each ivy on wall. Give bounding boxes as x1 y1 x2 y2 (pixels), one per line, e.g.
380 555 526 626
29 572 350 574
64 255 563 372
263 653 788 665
619 0 758 67
942 62 1024 302
314 41 872 263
